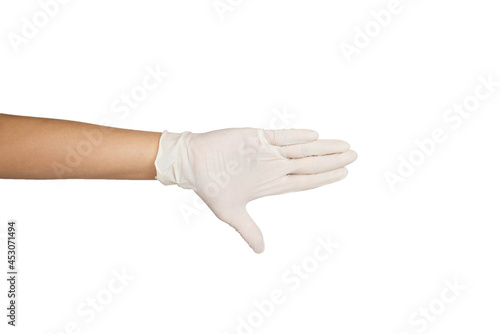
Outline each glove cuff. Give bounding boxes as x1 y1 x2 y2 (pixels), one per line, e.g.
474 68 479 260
154 130 194 189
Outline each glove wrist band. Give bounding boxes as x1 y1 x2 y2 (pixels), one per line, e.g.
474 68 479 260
154 130 194 188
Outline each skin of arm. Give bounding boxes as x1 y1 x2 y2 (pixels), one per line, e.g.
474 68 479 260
0 113 161 180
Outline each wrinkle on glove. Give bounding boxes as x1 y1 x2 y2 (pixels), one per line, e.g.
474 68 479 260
155 128 357 253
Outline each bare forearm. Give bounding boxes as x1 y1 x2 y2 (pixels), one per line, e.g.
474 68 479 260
0 114 161 180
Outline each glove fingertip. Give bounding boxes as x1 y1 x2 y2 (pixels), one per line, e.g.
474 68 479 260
251 238 265 254
305 129 319 141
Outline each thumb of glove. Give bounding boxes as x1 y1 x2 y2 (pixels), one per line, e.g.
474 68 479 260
217 205 265 253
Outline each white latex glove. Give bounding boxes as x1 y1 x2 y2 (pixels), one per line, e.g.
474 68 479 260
155 128 357 253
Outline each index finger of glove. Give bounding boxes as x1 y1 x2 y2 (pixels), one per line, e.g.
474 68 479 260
264 129 318 146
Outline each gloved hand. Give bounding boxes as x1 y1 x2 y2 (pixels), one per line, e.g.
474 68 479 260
154 128 357 253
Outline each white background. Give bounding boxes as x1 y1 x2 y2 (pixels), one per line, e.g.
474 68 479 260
1 0 500 333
